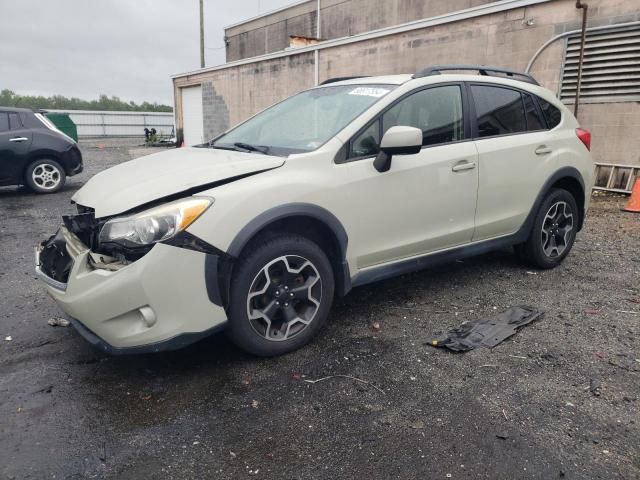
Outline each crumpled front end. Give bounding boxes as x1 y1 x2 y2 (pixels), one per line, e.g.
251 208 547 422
36 221 228 354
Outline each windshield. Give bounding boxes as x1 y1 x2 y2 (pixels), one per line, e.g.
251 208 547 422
212 84 395 156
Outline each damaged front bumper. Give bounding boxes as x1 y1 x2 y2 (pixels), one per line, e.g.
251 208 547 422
36 226 228 354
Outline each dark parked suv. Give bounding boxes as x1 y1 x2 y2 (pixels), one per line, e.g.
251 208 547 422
0 107 83 193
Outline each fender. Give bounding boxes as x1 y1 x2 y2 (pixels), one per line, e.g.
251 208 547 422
516 166 586 239
205 203 351 307
227 202 349 259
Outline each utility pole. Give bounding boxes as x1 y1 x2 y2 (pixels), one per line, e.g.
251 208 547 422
199 0 205 68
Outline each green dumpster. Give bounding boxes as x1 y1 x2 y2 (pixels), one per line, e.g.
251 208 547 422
45 113 78 142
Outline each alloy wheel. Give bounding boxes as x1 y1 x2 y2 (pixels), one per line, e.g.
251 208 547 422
541 201 574 258
246 255 322 342
32 164 62 190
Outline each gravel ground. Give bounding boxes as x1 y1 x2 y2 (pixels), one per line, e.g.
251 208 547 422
0 141 638 480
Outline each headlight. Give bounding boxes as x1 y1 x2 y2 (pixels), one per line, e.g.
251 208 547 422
99 197 212 247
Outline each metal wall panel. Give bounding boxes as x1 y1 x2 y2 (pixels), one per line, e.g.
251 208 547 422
561 25 640 102
46 109 175 137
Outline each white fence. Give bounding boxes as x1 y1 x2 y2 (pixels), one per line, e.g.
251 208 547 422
47 109 175 137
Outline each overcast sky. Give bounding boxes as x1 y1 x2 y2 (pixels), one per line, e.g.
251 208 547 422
0 0 296 105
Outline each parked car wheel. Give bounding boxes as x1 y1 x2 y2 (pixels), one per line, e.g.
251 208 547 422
25 159 66 193
515 188 579 269
226 234 335 356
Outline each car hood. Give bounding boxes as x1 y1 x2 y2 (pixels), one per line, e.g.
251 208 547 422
72 147 285 218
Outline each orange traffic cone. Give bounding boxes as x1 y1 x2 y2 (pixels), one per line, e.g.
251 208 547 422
622 177 640 213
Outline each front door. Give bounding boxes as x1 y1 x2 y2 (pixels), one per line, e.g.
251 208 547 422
0 111 33 185
340 84 479 269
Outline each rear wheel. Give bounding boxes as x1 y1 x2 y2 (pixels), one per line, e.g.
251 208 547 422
25 159 66 193
515 188 578 269
226 234 335 356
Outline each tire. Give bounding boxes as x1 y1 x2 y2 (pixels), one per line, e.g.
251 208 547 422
25 159 66 193
226 234 335 356
515 188 579 269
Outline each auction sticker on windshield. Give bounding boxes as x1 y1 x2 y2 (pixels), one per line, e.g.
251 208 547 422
348 87 390 97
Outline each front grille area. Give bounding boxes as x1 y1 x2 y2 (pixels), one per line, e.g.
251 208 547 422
63 209 101 251
39 230 73 283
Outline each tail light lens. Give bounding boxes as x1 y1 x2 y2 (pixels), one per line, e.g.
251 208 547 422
575 128 591 151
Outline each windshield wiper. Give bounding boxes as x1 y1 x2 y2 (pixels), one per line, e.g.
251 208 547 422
233 142 270 154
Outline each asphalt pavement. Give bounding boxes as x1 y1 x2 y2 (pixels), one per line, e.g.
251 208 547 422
0 140 638 479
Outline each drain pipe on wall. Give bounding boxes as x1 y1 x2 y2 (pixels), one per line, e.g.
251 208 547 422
573 0 589 117
314 0 321 85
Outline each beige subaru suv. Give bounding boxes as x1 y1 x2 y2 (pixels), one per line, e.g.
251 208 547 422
36 65 593 356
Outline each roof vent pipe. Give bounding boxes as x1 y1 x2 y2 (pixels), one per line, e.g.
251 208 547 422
574 0 588 118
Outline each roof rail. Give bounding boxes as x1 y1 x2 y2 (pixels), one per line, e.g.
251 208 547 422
412 65 539 85
320 76 369 85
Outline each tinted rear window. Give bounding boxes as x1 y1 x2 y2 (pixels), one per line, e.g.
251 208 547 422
0 113 8 132
472 85 527 137
537 97 562 129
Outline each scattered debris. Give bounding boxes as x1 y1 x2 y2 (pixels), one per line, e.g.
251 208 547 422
502 409 508 421
509 355 528 360
496 433 509 440
584 308 601 315
565 402 575 407
292 372 302 380
525 271 537 275
616 310 639 315
4 336 11 342
589 379 602 397
303 375 385 394
370 321 381 333
410 420 425 429
428 306 544 352
251 400 259 409
230 451 237 459
47 317 70 327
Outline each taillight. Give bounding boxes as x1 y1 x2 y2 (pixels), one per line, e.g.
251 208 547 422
575 128 591 151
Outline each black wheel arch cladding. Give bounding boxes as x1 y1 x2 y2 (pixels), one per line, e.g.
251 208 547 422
205 203 351 308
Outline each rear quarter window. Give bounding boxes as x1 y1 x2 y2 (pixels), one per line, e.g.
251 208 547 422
537 97 562 129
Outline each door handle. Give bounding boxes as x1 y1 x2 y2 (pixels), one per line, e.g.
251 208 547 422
9 137 28 142
451 161 476 172
535 145 552 155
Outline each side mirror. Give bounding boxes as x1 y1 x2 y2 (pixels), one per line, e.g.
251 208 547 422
373 126 423 173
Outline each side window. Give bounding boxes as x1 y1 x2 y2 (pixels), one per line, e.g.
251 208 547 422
523 94 544 131
472 85 526 137
350 120 380 158
537 97 562 129
0 113 8 133
8 112 22 130
382 85 464 146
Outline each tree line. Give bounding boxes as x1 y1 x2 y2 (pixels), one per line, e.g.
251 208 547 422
0 89 173 112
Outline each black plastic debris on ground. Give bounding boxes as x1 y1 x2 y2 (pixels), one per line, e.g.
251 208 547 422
428 306 544 352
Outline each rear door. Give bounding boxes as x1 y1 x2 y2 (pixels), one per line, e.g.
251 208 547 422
469 84 554 241
0 112 33 185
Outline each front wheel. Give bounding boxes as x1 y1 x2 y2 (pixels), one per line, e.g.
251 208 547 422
515 188 579 269
25 159 66 193
226 235 335 356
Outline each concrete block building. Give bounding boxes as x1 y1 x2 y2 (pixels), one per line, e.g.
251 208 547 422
172 0 640 171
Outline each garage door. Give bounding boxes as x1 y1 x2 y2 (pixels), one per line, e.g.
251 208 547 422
181 85 204 146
